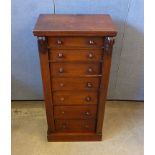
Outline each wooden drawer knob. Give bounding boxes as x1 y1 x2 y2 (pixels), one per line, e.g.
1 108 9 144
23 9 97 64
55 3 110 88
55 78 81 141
88 53 94 59
88 68 93 73
59 67 64 73
62 124 67 129
89 40 94 45
85 111 90 116
87 82 93 88
57 40 63 45
61 111 65 114
84 124 89 128
85 96 91 102
60 97 65 101
58 53 63 58
60 83 64 87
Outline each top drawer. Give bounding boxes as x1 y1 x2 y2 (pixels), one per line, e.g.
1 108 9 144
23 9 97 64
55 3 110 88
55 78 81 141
48 37 103 48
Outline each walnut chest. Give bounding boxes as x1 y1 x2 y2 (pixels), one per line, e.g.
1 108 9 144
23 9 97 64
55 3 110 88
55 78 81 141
33 14 117 141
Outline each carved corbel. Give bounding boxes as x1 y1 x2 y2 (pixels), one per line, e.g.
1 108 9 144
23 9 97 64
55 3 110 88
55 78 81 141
37 37 48 53
104 37 115 54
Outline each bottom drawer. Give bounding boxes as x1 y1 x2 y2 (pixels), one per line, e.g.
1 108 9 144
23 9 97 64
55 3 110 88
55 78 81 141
55 119 96 132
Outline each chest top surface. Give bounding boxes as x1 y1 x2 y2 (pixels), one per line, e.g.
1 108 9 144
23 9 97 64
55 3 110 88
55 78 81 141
33 14 117 37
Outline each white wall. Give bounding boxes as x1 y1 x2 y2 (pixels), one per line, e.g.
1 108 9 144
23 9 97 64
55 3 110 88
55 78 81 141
114 0 144 100
12 0 54 100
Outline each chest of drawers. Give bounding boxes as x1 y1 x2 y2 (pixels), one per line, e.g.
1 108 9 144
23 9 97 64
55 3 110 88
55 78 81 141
33 14 117 141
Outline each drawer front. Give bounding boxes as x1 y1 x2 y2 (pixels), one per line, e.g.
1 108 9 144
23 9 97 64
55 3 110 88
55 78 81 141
53 91 97 105
48 37 103 48
54 105 97 119
49 49 102 62
50 63 100 76
52 77 100 91
55 119 96 132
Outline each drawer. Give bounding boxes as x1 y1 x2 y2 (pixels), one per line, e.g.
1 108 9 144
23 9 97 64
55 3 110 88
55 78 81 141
54 105 97 119
55 119 96 132
52 77 100 91
53 91 97 105
49 49 102 62
48 37 103 48
50 63 101 76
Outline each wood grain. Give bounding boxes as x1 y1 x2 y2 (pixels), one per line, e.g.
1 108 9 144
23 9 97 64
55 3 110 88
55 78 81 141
33 14 117 37
52 77 100 91
96 37 115 134
49 49 102 62
54 105 97 119
53 91 97 105
37 38 55 132
48 37 103 48
47 133 102 141
55 119 96 132
50 62 101 76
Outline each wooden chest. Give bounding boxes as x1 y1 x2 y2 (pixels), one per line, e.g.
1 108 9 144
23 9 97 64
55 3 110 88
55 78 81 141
33 14 117 141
